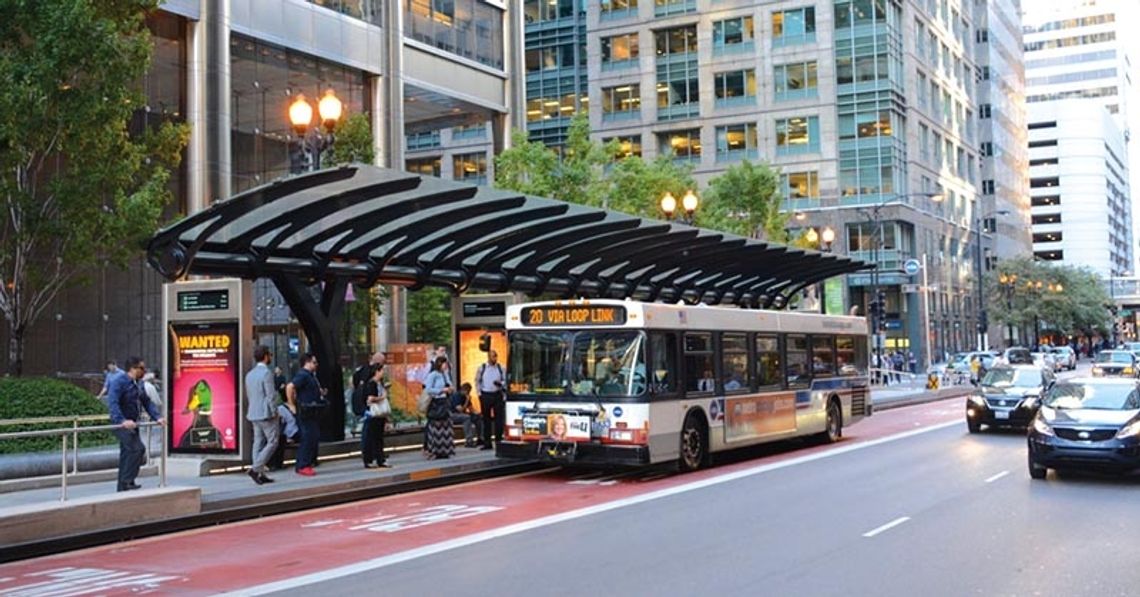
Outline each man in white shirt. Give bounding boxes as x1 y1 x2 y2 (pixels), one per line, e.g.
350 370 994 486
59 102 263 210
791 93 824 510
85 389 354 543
476 350 505 450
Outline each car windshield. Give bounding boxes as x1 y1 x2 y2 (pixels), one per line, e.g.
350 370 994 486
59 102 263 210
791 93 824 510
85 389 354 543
1043 383 1140 410
1095 352 1133 364
508 331 647 398
982 368 1042 388
1127 343 1140 352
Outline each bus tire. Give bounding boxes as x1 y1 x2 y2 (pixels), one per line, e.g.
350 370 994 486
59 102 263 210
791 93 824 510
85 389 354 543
818 397 842 444
678 411 708 472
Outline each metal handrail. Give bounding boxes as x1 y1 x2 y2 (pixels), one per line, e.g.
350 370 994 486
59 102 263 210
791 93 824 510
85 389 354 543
0 415 107 425
0 420 166 502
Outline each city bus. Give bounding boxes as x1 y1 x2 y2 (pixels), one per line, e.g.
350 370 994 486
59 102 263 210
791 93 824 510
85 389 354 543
497 299 871 470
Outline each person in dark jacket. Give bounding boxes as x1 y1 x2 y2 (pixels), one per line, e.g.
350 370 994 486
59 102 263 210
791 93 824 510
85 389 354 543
286 353 325 476
106 356 164 492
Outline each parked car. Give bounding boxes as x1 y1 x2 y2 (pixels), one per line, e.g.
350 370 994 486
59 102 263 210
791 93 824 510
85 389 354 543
939 351 998 380
965 364 1055 433
1027 377 1140 479
995 347 1034 366
1031 351 1060 373
1050 346 1077 371
1091 351 1139 378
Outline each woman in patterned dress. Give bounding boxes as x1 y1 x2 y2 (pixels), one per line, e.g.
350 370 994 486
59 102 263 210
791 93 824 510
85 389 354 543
423 356 456 459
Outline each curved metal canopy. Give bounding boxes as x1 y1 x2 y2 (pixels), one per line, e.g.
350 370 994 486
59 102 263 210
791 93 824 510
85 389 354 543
147 164 870 308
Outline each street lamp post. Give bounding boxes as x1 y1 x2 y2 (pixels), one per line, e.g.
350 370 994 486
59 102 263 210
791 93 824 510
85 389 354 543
974 209 1010 351
288 89 343 173
661 190 699 225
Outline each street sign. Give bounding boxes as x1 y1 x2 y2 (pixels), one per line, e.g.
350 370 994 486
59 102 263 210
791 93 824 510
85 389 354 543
903 259 921 276
902 283 920 293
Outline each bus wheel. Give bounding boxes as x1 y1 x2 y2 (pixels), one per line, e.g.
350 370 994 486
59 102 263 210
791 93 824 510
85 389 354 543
819 398 842 444
678 413 708 472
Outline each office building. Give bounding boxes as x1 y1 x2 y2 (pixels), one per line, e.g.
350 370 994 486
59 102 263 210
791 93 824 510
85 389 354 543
583 0 989 361
7 0 524 375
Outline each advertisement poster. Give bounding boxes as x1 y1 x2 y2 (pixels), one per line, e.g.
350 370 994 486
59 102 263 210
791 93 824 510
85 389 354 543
168 322 240 455
385 343 433 415
724 393 797 442
824 278 846 316
522 413 591 441
458 329 508 413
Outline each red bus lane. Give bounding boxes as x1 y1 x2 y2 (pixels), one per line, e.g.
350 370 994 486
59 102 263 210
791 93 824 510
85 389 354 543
0 400 961 595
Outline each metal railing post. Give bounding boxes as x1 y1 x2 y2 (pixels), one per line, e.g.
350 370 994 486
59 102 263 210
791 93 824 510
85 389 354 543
160 423 167 488
60 434 68 502
71 418 80 475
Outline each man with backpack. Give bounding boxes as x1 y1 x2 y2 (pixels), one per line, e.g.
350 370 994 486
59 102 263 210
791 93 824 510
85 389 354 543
476 350 505 450
351 352 386 432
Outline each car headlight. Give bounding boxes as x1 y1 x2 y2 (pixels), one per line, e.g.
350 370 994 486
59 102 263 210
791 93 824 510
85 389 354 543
1092 367 1103 376
1116 420 1140 439
1125 367 1135 375
968 394 985 405
1033 417 1055 437
1020 397 1038 409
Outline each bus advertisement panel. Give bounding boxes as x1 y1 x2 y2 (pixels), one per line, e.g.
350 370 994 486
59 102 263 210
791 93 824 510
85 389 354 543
725 393 797 442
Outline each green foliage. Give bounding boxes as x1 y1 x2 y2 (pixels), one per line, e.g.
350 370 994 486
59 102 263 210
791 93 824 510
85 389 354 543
0 377 114 453
698 160 787 240
606 155 696 217
0 0 189 374
327 112 375 166
986 257 1111 340
493 129 559 197
408 287 453 346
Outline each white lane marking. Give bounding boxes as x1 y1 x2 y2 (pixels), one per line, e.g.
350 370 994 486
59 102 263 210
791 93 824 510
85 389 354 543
228 419 960 596
862 516 911 538
984 471 1010 484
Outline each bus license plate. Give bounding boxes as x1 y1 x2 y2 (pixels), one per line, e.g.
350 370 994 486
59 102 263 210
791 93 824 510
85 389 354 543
995 411 1009 420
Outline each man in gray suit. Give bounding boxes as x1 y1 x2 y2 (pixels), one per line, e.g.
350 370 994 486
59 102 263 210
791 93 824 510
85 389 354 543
245 345 280 485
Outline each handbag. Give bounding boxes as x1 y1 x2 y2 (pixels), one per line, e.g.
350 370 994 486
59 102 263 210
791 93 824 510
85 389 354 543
369 397 391 418
416 387 433 414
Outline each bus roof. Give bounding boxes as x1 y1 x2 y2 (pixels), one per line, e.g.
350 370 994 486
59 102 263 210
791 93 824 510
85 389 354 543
506 299 868 336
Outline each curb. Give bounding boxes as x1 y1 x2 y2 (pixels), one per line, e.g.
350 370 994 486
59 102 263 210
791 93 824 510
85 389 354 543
0 458 543 564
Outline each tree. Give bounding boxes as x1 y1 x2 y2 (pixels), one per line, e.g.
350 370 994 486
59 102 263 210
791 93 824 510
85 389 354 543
605 155 695 217
0 0 188 375
699 160 787 241
985 258 1111 345
407 287 452 347
493 129 558 197
326 112 375 166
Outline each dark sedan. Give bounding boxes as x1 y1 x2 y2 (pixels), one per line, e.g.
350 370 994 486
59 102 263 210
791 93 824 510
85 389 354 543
1090 350 1138 378
965 365 1054 432
1028 378 1140 478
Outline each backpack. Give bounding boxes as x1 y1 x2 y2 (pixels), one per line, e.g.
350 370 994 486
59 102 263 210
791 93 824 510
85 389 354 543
351 367 368 417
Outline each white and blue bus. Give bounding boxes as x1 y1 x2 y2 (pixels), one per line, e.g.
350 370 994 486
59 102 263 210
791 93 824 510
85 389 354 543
497 299 871 470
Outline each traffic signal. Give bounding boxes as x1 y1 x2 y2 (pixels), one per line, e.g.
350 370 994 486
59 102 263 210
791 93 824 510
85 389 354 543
478 332 492 352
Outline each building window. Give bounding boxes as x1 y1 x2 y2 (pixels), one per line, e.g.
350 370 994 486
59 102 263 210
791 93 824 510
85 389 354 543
917 71 928 108
453 152 487 184
605 135 642 158
658 128 701 162
525 94 577 122
655 25 698 57
1034 250 1063 261
602 84 641 121
979 103 991 118
1031 195 1060 207
1028 139 1058 148
657 61 700 120
405 0 504 69
406 157 441 177
523 0 575 23
715 123 758 162
982 180 994 194
526 44 575 72
713 16 755 54
782 171 819 200
655 0 696 18
1032 231 1062 244
601 33 639 69
1031 213 1062 225
775 116 819 155
600 0 638 20
774 61 818 100
835 0 887 28
839 110 894 140
920 124 930 162
772 6 815 46
713 69 756 108
406 130 442 150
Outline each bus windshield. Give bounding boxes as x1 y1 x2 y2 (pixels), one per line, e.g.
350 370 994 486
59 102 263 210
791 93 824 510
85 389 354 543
508 331 647 398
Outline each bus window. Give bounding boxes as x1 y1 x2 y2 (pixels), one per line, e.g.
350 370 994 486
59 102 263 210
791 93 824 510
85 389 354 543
508 331 570 394
569 331 646 397
649 332 678 396
721 333 750 393
786 334 809 388
756 335 781 388
837 336 861 375
685 333 716 393
812 336 836 377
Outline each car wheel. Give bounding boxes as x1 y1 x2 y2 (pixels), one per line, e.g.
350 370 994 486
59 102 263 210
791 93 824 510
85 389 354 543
678 412 708 472
967 418 981 433
1028 453 1047 480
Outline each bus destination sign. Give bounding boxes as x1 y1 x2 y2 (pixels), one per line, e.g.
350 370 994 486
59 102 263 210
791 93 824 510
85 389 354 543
520 305 627 327
177 289 230 313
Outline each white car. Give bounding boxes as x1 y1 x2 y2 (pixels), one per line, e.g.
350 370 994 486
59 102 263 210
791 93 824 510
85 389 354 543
1049 346 1077 371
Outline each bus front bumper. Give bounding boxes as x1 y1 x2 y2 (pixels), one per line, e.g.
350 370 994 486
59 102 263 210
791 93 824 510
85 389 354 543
496 441 651 466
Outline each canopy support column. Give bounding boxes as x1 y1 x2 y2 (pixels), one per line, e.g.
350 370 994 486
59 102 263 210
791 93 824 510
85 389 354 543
272 274 348 442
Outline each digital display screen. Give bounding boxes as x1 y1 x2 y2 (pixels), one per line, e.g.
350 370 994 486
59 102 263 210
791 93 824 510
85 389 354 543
462 301 506 318
177 290 230 312
519 306 627 327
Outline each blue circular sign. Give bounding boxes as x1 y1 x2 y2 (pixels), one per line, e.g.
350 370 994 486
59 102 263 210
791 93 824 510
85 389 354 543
903 259 921 276
613 406 623 418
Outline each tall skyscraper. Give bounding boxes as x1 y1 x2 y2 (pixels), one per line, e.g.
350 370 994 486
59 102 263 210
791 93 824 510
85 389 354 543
576 0 992 361
1023 0 1140 274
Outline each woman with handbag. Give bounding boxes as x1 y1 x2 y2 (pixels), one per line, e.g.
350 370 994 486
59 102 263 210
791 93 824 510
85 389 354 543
361 364 392 468
423 356 456 459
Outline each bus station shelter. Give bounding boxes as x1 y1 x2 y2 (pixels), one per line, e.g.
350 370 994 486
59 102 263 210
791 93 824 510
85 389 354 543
147 164 870 440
